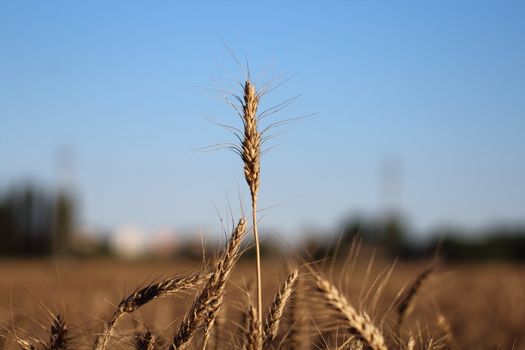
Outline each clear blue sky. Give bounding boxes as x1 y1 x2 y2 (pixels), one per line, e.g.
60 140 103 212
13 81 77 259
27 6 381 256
1 1 524 240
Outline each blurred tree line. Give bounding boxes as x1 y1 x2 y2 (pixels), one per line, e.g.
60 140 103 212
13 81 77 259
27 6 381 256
0 183 74 256
333 215 525 262
1 181 523 262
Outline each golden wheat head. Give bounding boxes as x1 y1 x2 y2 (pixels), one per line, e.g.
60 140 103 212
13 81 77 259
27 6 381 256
243 302 263 350
313 272 388 350
263 268 299 347
241 80 261 201
173 218 247 350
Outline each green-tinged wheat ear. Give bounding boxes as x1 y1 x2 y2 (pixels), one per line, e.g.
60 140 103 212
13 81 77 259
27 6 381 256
95 273 204 350
313 272 388 350
263 268 299 348
172 218 247 350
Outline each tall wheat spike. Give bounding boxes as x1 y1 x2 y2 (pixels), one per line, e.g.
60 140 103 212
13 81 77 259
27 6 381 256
173 218 247 350
263 268 299 348
239 79 263 335
313 272 388 350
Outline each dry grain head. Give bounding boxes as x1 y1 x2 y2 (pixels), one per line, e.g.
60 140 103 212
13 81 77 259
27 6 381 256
244 303 263 350
314 272 388 350
173 218 247 350
241 80 261 201
263 268 299 347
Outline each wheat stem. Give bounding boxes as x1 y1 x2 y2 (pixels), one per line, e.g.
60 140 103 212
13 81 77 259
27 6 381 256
252 200 263 341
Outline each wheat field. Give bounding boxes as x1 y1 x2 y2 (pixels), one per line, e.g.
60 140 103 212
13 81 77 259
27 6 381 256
0 255 524 349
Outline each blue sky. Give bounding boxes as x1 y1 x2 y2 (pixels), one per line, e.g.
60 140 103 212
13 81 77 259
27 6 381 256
1 1 524 240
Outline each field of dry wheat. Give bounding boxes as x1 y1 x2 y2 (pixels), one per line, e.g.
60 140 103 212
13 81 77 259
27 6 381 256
1 253 524 349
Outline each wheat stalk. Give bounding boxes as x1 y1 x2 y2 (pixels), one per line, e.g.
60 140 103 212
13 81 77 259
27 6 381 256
263 268 299 348
172 218 247 350
313 272 388 350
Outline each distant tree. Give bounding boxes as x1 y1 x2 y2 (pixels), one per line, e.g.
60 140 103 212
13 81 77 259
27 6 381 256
0 182 75 256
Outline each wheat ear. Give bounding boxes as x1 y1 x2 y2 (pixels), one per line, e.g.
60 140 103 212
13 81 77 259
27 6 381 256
172 218 247 350
263 268 299 348
313 272 388 350
243 302 263 350
95 273 203 350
